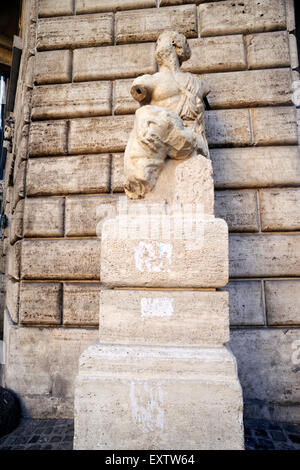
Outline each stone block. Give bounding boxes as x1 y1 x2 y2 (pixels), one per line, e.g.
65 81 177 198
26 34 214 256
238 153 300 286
113 80 139 115
230 328 300 405
160 0 230 4
23 197 65 237
214 190 258 232
265 280 300 326
115 5 197 44
245 31 290 69
5 278 20 324
63 283 100 326
182 35 246 73
76 0 156 13
38 0 74 17
114 70 293 113
37 13 113 50
74 342 244 449
19 282 62 325
69 116 134 154
73 43 156 81
259 189 300 231
199 0 286 37
205 109 251 147
222 280 264 326
35 50 72 84
12 161 26 211
29 120 68 156
100 290 229 347
3 312 97 418
21 239 101 280
111 154 125 192
211 147 300 189
250 107 298 145
32 81 112 120
65 195 118 237
286 0 296 32
7 241 21 280
26 154 111 196
289 33 299 70
101 217 228 288
9 199 24 244
204 69 292 109
229 233 300 277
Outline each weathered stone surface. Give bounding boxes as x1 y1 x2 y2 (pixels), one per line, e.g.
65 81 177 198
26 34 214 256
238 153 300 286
65 196 118 237
38 0 74 17
113 80 139 115
211 147 300 189
7 241 21 280
205 109 251 147
229 234 300 277
73 43 156 81
5 278 20 324
100 290 229 347
23 197 65 237
101 217 228 288
111 154 125 192
215 190 258 232
115 69 292 112
29 120 68 156
21 239 101 280
222 281 264 326
286 0 296 31
289 33 299 70
259 189 300 231
76 0 156 13
32 81 112 119
204 69 292 109
69 116 134 154
116 5 197 44
12 161 26 210
37 14 113 50
265 280 300 326
182 35 246 73
35 50 72 84
250 107 298 146
230 329 300 404
63 283 100 326
26 155 111 196
74 342 244 449
3 312 97 418
9 199 24 244
245 31 290 69
19 282 62 325
199 0 286 37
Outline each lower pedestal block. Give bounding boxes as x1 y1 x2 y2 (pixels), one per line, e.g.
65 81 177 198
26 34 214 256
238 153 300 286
74 341 244 449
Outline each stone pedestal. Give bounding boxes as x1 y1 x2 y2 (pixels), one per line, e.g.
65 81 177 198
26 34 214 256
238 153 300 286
73 155 244 449
74 343 243 450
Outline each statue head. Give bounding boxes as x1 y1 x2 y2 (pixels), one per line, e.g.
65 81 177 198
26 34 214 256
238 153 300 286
155 31 191 69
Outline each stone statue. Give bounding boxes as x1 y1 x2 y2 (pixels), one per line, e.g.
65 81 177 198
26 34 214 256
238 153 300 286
124 31 210 199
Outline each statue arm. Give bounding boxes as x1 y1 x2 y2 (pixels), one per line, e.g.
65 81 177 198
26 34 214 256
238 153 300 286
130 75 155 104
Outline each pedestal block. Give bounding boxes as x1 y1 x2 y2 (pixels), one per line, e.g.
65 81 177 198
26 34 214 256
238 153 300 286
101 216 228 288
99 289 229 347
74 342 244 450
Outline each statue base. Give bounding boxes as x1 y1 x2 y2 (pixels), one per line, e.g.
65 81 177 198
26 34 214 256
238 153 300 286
73 341 244 450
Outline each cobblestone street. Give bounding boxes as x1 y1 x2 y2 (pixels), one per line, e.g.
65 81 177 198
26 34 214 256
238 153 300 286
0 418 299 450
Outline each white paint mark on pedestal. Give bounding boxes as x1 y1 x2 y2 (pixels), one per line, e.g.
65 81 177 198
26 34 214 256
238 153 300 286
130 381 165 433
141 297 174 318
134 241 172 273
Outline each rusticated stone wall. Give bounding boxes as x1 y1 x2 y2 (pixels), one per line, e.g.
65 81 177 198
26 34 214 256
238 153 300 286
1 0 300 421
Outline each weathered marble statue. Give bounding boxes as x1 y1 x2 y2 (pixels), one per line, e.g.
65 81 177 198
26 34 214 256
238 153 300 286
124 31 210 199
